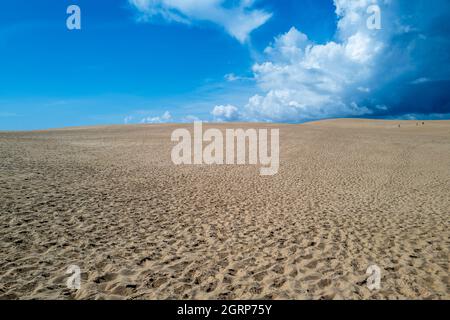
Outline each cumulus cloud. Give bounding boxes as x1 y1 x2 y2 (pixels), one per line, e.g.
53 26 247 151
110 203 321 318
212 104 240 121
181 115 203 123
128 0 272 43
220 0 450 122
141 111 172 123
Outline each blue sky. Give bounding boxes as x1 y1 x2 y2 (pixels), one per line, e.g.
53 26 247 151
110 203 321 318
0 0 449 130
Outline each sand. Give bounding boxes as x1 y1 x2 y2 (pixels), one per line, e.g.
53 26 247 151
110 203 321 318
0 119 448 300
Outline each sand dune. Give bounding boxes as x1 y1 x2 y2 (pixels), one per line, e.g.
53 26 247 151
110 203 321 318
0 119 449 300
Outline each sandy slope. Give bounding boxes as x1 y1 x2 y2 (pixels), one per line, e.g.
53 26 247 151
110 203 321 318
0 119 448 300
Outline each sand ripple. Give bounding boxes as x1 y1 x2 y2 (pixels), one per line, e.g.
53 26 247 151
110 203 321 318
0 120 449 299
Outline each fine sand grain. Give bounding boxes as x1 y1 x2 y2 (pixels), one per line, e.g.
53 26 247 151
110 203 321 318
0 119 449 299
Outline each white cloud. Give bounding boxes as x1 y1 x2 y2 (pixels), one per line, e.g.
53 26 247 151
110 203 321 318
124 115 134 124
128 0 272 43
141 111 172 123
241 25 381 121
224 73 253 82
220 0 399 122
224 73 241 82
212 104 239 121
411 77 430 85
